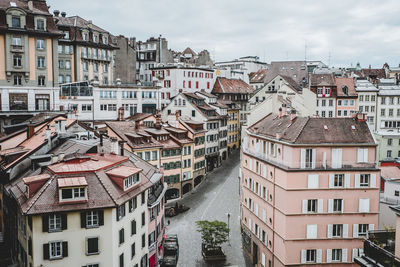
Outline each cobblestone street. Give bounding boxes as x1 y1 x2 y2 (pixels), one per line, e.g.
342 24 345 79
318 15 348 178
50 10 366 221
165 150 252 267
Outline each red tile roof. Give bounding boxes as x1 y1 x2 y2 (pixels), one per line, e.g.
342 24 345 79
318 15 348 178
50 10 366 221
212 77 254 94
249 69 268 83
335 77 357 97
57 177 88 188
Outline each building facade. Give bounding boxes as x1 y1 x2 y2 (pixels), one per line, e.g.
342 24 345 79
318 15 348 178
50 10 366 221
241 111 379 266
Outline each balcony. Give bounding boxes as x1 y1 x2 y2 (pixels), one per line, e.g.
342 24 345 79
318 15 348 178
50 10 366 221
355 230 400 266
242 145 378 171
10 45 23 52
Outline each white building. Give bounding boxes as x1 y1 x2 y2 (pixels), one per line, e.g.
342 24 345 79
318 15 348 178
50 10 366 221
355 79 379 130
151 65 216 108
59 82 161 122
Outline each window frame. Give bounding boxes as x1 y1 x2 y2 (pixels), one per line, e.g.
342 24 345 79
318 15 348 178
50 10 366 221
86 236 99 255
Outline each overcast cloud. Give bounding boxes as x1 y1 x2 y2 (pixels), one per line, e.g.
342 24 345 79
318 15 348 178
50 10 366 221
48 0 400 68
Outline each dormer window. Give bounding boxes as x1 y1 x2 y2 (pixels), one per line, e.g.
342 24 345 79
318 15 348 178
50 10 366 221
36 18 45 31
124 173 139 190
93 35 98 43
12 16 21 28
83 32 88 41
58 177 88 202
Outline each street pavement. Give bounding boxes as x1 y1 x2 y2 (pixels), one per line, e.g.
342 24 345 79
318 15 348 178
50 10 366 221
165 150 253 267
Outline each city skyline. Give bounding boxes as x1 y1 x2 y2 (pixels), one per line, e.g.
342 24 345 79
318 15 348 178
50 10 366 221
48 0 400 68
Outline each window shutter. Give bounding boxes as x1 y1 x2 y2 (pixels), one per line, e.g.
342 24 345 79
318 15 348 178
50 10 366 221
81 212 86 228
62 241 68 257
261 252 266 266
300 149 306 169
61 214 67 230
352 248 358 262
98 210 104 226
343 224 349 238
326 249 332 263
342 248 348 263
42 215 49 232
255 203 259 216
265 188 269 201
353 224 358 238
301 250 306 264
341 199 345 213
328 199 333 213
308 174 319 189
363 148 368 162
357 148 363 163
302 200 308 214
327 224 333 238
318 199 323 213
307 224 317 239
312 149 316 169
132 220 137 235
329 174 334 188
345 174 350 188
43 243 49 260
359 199 370 213
116 207 119 221
263 165 267 178
355 174 360 188
262 209 266 222
371 174 376 188
369 224 375 231
317 249 322 263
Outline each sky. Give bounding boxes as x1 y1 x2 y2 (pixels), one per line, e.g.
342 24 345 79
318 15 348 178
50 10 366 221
48 0 400 68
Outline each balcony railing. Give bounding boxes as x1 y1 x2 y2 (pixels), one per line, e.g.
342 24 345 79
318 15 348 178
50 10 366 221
359 230 400 267
242 145 378 171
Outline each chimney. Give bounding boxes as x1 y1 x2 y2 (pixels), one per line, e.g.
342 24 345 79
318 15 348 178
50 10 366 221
278 107 283 118
53 10 60 17
118 141 126 156
110 138 119 155
290 109 297 122
118 107 124 121
45 125 52 149
281 104 287 116
276 132 282 140
61 11 66 17
59 119 66 133
27 121 35 139
27 0 33 11
175 111 180 121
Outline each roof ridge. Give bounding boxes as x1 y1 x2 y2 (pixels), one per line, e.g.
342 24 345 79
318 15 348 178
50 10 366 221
293 116 310 143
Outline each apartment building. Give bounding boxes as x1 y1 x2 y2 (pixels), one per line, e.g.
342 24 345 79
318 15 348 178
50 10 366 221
151 65 216 108
212 77 254 130
105 117 197 199
309 73 337 118
161 92 227 171
335 77 358 118
375 79 400 161
136 37 173 85
4 151 166 267
215 56 268 83
355 79 378 129
0 0 62 128
59 82 160 122
54 13 117 85
241 110 379 266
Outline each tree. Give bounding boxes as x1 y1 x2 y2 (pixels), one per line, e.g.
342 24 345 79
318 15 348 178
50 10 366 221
196 220 229 249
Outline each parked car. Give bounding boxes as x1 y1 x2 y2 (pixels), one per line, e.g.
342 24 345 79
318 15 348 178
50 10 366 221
160 235 179 267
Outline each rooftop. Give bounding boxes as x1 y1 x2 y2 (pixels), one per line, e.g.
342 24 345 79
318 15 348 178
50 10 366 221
212 77 254 94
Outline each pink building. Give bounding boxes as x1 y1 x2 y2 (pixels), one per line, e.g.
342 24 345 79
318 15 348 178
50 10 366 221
240 110 379 266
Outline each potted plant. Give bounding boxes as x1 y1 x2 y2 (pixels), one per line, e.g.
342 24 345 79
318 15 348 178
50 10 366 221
196 220 229 262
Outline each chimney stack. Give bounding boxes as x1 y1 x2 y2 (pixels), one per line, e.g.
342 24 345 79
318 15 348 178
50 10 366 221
119 141 126 156
118 107 124 121
45 125 52 149
278 107 283 118
290 109 297 122
110 138 119 155
27 0 33 11
27 121 35 139
281 104 287 116
53 10 60 17
61 11 66 17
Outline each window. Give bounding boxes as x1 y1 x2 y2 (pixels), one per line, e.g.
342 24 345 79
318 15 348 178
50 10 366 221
129 197 137 212
131 220 136 235
381 109 385 116
37 57 45 68
131 242 136 259
58 60 64 69
387 150 392 158
329 99 333 106
141 233 146 248
124 174 139 190
61 187 85 201
333 199 343 212
119 253 124 267
396 191 400 197
360 174 370 187
388 138 393 146
36 19 45 30
306 249 316 263
333 174 345 188
58 45 63 54
357 148 368 163
86 237 99 255
381 97 386 105
12 16 21 28
13 54 22 67
65 60 71 69
36 39 45 49
12 36 22 45
49 241 63 259
86 211 99 227
141 192 146 205
307 199 317 213
321 111 326 117
49 214 62 232
332 249 342 262
332 224 343 237
117 204 125 220
38 75 45 86
141 212 145 226
119 228 125 244
82 104 92 112
358 224 369 236
65 75 71 83
389 109 394 117
304 149 314 168
14 75 22 85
